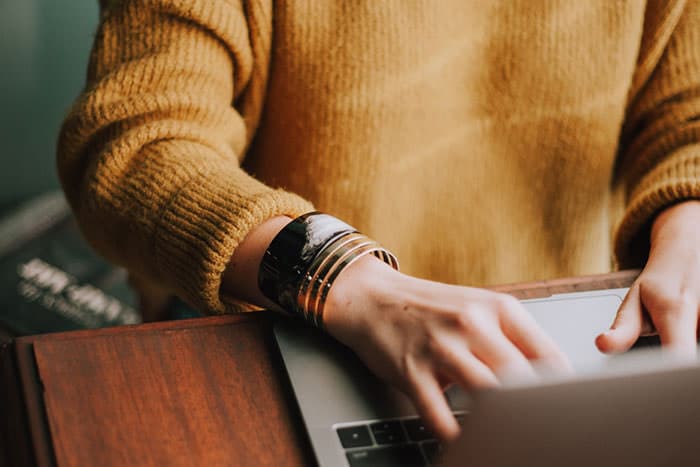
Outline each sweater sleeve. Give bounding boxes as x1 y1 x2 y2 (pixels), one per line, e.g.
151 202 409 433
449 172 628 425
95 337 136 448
614 0 700 268
56 0 313 314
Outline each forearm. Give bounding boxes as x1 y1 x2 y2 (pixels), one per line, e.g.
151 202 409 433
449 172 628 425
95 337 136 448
58 1 312 313
221 216 293 311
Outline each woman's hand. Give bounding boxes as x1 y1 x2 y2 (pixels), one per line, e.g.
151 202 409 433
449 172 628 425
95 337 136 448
222 215 570 441
324 256 571 441
597 200 700 356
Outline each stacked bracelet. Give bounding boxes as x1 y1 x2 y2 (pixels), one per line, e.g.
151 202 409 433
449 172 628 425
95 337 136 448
258 212 399 328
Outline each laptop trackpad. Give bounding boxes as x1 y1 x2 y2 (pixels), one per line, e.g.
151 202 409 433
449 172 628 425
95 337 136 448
524 293 622 369
447 292 624 410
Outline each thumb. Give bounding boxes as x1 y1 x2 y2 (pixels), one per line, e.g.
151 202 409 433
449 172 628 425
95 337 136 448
596 285 643 354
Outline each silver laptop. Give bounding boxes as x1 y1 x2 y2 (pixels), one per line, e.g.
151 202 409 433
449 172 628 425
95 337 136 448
274 288 700 466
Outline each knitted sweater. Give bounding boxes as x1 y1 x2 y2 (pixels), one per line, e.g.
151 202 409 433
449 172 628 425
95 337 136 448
57 0 700 314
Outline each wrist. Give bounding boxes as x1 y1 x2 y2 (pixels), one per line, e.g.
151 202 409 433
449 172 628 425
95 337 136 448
256 212 399 327
324 254 405 341
221 216 293 310
651 200 700 246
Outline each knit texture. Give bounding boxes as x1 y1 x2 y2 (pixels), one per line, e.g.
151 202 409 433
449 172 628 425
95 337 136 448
57 0 700 314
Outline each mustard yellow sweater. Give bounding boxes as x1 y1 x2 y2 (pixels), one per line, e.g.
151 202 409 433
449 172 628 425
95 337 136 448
58 0 700 314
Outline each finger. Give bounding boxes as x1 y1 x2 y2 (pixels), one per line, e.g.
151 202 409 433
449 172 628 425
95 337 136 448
406 370 460 441
498 305 572 372
433 337 500 389
470 328 537 380
596 284 644 354
651 302 698 357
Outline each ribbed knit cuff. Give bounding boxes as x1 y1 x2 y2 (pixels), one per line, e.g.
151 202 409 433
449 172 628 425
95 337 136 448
614 145 700 268
152 165 313 314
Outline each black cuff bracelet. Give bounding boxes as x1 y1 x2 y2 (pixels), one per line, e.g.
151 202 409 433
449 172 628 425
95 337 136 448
258 212 398 327
258 212 356 313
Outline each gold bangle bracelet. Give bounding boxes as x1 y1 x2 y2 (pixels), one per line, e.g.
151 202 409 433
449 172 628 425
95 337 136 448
307 238 378 326
295 231 398 328
297 232 367 321
314 246 396 327
299 234 374 326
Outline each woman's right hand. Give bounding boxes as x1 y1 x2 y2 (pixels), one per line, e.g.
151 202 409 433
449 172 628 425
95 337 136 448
324 255 571 441
222 216 571 441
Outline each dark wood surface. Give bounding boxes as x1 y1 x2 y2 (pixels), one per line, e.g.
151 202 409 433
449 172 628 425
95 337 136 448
3 271 639 467
0 340 35 467
25 315 314 467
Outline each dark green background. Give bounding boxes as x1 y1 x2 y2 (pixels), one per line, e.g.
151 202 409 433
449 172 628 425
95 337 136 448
0 1 98 211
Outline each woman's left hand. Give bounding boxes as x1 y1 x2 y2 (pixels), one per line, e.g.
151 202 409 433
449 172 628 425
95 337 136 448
596 200 700 357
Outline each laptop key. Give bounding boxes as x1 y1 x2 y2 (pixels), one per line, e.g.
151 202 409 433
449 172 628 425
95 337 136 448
403 417 435 441
370 421 406 444
346 444 426 467
337 425 373 448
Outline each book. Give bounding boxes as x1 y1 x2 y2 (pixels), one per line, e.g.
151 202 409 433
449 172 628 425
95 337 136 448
0 191 142 336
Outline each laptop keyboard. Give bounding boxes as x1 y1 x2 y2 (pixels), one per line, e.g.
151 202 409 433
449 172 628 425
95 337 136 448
336 412 465 466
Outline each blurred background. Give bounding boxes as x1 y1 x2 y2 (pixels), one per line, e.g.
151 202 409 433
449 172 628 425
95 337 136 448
0 2 177 339
0 0 98 211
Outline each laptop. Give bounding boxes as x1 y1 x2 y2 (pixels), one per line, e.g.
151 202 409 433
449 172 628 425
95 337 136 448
274 288 700 466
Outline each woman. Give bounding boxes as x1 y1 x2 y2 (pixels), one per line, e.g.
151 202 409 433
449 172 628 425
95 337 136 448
58 0 700 440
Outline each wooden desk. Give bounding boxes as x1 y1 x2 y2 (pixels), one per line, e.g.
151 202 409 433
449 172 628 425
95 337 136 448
0 271 639 467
